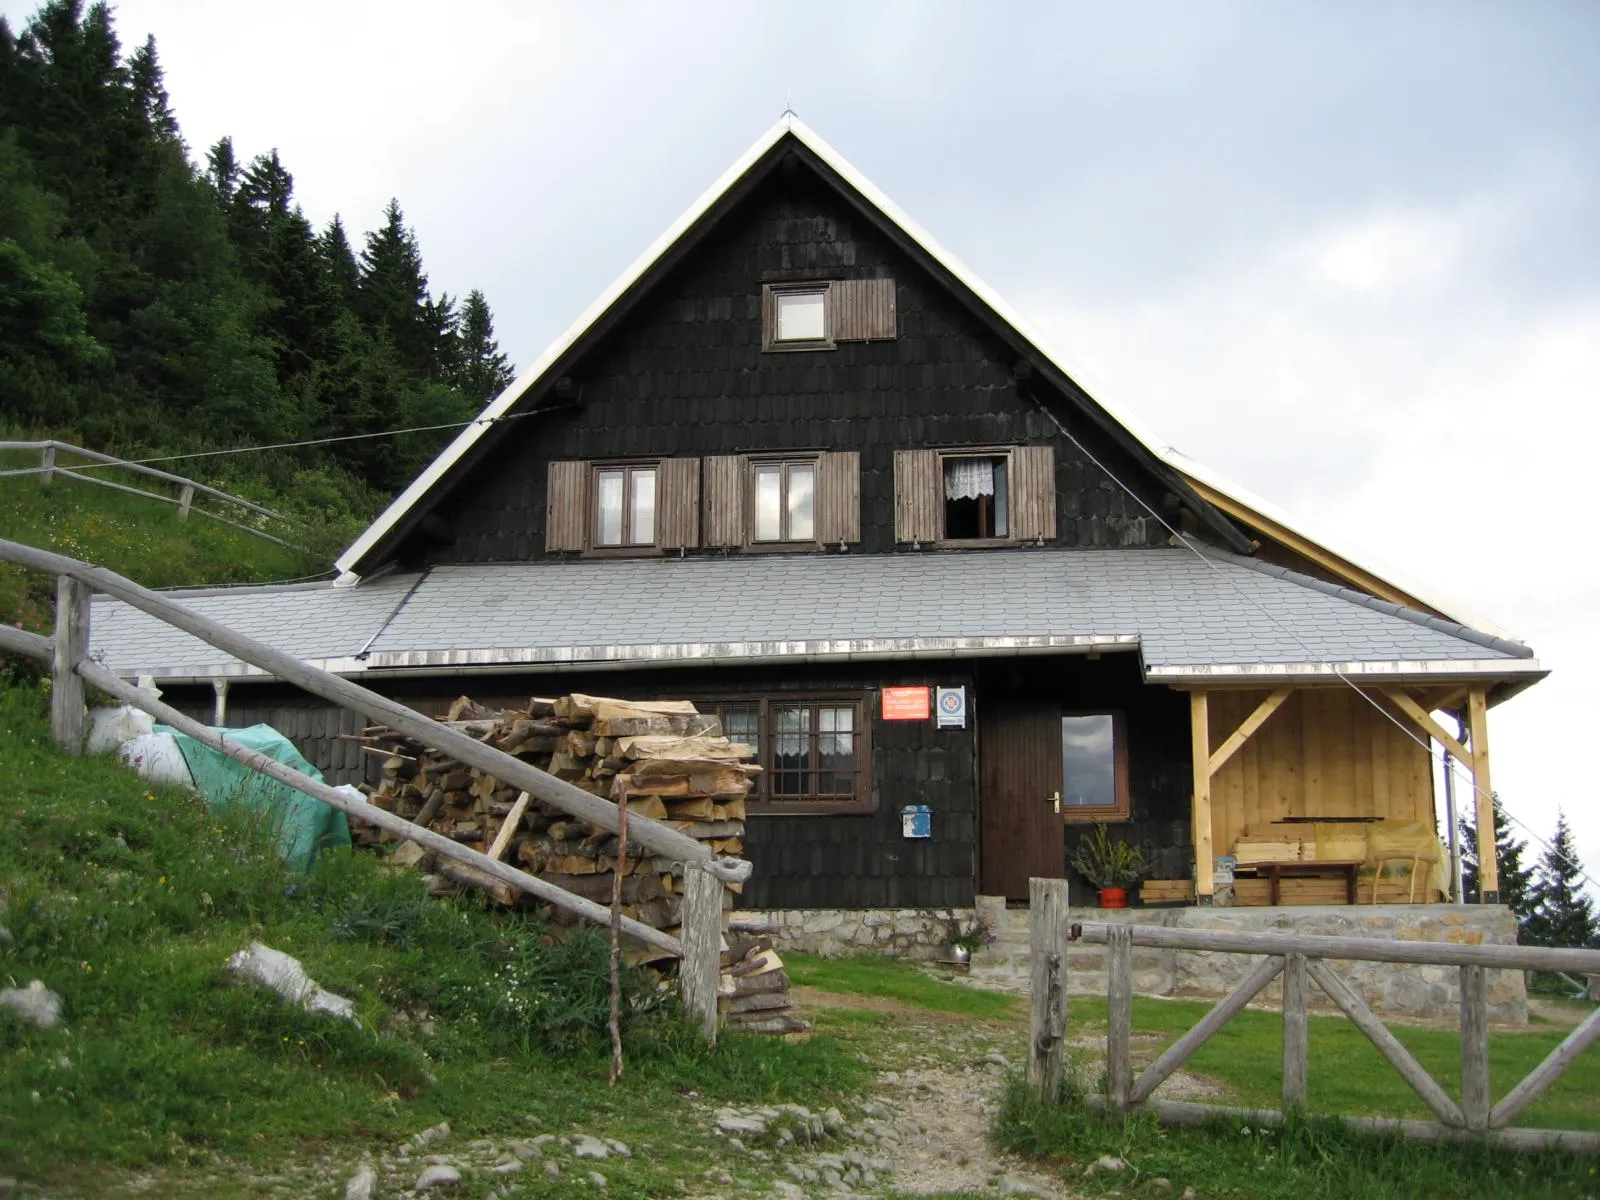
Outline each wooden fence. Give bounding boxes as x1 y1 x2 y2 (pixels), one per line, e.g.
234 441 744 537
0 536 747 1042
0 440 293 547
1026 878 1600 1153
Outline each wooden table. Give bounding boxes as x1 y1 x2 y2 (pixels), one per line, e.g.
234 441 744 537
1255 860 1362 905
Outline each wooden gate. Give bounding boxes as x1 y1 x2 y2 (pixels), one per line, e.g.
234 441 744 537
979 704 1065 899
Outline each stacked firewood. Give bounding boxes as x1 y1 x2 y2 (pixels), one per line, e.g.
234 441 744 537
350 694 753 939
720 921 809 1036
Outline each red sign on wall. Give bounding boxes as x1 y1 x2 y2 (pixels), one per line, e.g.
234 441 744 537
881 686 931 721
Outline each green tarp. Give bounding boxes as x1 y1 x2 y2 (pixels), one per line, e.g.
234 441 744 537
160 723 351 873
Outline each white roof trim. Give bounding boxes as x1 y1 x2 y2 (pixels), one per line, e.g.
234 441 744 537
332 116 1522 648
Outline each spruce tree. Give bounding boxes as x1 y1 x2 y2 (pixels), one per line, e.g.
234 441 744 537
1459 792 1535 919
358 198 435 377
453 288 514 403
1524 812 1598 948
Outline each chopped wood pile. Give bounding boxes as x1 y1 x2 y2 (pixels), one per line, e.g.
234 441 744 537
720 921 809 1036
346 693 807 1033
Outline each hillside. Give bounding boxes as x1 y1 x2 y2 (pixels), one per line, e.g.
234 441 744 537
0 684 861 1196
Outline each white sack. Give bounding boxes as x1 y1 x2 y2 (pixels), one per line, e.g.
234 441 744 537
225 941 358 1023
86 705 157 755
118 732 196 789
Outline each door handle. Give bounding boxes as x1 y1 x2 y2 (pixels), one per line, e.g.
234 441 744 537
1049 790 1061 814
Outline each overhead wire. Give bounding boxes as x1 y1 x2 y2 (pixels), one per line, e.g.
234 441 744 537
1028 397 1597 892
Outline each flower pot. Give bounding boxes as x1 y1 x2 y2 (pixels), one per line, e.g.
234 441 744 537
1099 887 1128 909
950 944 972 965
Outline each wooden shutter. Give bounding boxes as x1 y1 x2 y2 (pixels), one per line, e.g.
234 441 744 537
893 449 939 544
545 460 587 551
816 451 861 545
1010 444 1057 542
656 457 701 549
702 455 745 548
831 278 896 341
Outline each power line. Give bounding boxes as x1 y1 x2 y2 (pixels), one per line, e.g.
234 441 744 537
1029 397 1597 893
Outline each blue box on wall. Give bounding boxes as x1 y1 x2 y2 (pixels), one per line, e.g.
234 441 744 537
900 804 932 839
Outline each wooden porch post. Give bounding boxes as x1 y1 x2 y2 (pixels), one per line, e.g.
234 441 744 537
1190 691 1214 903
1466 687 1499 903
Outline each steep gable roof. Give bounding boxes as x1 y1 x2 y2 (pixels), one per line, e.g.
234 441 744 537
333 116 1524 647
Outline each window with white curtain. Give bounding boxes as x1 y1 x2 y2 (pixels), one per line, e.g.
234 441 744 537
942 454 1009 539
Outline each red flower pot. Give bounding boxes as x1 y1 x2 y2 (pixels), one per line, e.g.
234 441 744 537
1099 887 1128 909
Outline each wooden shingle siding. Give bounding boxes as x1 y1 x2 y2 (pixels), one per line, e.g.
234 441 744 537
1010 444 1057 541
703 454 745 547
545 460 587 551
657 456 701 549
893 449 939 543
831 278 896 341
816 451 861 545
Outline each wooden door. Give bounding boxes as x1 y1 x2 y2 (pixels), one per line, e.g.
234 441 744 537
979 703 1065 900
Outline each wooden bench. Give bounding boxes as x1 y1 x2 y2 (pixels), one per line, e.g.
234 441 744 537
1235 860 1361 906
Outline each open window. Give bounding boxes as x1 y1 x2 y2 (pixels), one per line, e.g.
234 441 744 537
943 454 1009 540
1059 711 1130 822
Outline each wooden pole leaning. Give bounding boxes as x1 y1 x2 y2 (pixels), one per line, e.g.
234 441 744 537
0 538 744 883
1106 924 1134 1113
678 863 723 1045
51 575 90 753
76 661 682 957
1028 877 1071 1101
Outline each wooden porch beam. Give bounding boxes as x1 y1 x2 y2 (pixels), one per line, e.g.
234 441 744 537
1467 687 1499 901
1383 688 1472 765
1190 692 1214 900
1207 687 1291 777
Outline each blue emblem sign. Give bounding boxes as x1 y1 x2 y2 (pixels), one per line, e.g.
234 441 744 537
901 805 932 839
935 685 967 729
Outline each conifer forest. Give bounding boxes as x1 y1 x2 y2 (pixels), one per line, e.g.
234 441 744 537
0 0 515 514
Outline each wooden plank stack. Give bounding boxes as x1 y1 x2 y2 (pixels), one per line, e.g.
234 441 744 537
345 693 808 1034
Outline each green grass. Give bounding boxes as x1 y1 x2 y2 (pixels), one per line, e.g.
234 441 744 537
0 685 866 1193
997 1079 1600 1200
786 952 1021 1020
0 468 326 638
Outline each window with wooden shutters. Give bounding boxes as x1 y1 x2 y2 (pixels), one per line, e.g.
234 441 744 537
894 445 1057 546
762 278 896 351
656 456 701 550
894 449 940 544
545 460 587 552
831 279 896 341
815 451 861 545
1009 444 1057 542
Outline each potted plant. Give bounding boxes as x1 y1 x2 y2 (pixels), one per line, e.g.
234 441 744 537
1070 823 1146 908
945 914 994 965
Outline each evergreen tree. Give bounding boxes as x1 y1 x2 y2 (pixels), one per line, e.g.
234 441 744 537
317 215 360 304
453 288 514 403
358 198 435 376
1524 812 1598 949
1460 793 1536 919
204 136 239 209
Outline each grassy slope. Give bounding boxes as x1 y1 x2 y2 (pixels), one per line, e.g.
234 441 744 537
0 687 864 1193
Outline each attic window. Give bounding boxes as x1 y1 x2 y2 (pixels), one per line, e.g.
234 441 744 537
594 463 657 547
943 454 1009 540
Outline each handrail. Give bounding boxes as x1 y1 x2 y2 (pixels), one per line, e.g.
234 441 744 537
1069 920 1600 974
0 440 282 518
0 536 748 884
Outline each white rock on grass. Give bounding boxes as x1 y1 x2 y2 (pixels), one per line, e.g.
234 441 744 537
572 1135 610 1160
225 943 358 1023
415 1163 461 1189
490 1159 523 1175
342 1164 376 1200
587 1171 608 1189
412 1122 452 1148
604 1138 631 1158
0 981 62 1030
715 1112 767 1137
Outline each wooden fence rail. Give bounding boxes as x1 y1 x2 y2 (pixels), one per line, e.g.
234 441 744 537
0 439 293 547
0 538 744 1040
1025 890 1600 1155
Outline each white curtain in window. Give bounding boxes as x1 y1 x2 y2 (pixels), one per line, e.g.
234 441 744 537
944 457 995 501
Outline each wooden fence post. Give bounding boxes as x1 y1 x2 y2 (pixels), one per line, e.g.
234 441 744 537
679 863 722 1045
1460 964 1490 1131
1282 951 1308 1107
1028 877 1070 1101
1107 924 1133 1112
50 575 90 753
178 483 195 520
40 443 55 486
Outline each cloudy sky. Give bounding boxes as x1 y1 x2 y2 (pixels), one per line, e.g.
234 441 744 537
11 1 1597 893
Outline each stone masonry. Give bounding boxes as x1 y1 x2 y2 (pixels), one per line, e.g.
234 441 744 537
742 900 1528 1023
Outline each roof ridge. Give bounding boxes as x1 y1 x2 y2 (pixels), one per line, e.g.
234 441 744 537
1186 538 1534 660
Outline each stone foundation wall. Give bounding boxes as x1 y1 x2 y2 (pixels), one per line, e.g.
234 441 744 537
740 907 976 960
742 900 1528 1023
